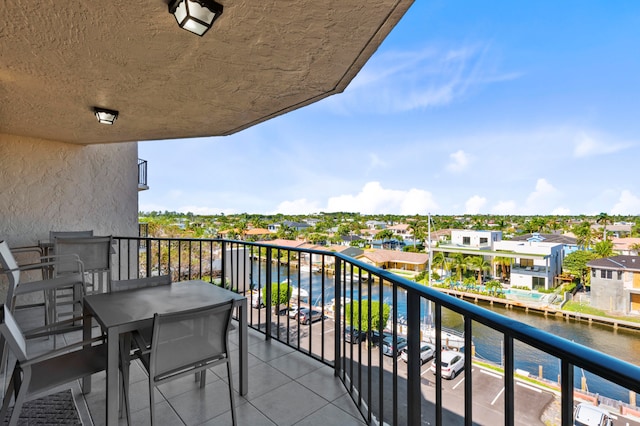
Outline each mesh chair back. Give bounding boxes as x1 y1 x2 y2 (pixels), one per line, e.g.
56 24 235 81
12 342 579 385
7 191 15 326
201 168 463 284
111 275 171 293
0 305 28 363
54 236 112 294
151 300 234 382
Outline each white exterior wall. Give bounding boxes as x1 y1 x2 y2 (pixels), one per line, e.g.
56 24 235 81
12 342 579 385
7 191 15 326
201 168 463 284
493 240 563 289
451 230 502 249
0 133 139 300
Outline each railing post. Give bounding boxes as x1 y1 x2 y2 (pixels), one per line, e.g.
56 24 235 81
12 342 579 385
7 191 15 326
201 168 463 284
435 304 442 426
464 317 473 426
221 240 227 287
334 257 342 377
145 239 152 278
407 290 421 424
265 246 272 340
504 335 514 426
561 359 574 426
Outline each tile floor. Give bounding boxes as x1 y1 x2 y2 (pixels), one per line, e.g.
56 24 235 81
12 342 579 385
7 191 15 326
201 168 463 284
5 310 366 426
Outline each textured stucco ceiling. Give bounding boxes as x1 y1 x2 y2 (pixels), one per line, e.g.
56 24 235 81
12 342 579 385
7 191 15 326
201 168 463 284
0 0 413 145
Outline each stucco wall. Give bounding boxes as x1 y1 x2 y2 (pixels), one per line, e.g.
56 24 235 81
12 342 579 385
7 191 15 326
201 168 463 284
0 133 139 302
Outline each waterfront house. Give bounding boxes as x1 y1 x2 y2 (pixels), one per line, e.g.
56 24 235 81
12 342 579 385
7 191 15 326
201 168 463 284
357 249 428 275
588 255 640 314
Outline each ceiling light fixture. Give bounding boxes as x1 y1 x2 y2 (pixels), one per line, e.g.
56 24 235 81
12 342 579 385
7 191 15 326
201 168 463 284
94 107 119 125
169 0 223 36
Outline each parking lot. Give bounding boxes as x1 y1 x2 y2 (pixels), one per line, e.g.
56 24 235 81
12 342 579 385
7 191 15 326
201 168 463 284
250 306 640 425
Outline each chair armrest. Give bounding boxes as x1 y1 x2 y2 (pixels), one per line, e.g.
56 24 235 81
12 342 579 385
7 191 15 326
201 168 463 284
21 335 106 367
23 314 94 339
13 273 85 296
10 245 44 256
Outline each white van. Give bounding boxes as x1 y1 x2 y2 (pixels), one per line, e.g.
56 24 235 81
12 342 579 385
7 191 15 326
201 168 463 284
573 403 613 426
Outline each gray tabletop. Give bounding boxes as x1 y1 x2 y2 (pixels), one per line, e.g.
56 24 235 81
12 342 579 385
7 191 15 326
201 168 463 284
84 279 246 331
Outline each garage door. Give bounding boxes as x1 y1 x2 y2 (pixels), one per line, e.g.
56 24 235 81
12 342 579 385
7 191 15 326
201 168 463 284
631 293 640 311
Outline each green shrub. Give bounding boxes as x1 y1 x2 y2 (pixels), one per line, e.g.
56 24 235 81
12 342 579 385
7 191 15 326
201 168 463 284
262 282 291 306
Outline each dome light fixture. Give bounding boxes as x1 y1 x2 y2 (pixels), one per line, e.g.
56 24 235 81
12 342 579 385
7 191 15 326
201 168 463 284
94 107 119 125
169 0 223 37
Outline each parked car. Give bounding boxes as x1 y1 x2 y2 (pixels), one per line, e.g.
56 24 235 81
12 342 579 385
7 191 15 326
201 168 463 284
288 304 299 318
429 350 464 379
400 342 435 364
345 325 367 344
298 307 323 324
381 336 408 357
573 403 614 426
368 330 393 346
250 291 264 308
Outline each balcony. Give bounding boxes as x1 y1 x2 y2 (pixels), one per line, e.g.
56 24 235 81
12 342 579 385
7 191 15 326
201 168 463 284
8 237 640 425
11 306 363 426
138 159 149 192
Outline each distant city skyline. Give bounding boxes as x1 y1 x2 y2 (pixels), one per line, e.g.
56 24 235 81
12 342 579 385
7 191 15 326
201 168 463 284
140 1 640 216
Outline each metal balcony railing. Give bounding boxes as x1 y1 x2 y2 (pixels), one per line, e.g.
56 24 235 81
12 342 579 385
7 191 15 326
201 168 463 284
137 158 148 190
112 236 640 425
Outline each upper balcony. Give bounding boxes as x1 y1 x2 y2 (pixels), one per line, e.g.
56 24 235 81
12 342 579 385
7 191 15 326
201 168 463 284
92 236 640 426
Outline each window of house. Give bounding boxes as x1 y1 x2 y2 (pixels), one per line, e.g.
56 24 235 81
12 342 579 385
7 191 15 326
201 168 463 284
521 259 534 268
617 271 623 280
532 276 545 290
480 237 488 245
600 270 612 279
592 269 596 277
463 237 471 245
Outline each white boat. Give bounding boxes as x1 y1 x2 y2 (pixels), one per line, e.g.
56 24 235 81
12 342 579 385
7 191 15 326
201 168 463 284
421 325 466 350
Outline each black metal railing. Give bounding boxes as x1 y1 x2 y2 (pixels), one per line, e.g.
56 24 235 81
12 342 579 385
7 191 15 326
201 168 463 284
112 236 640 425
137 158 148 189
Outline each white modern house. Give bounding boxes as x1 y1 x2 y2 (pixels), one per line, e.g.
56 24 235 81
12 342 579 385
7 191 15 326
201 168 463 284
493 240 564 290
450 229 503 250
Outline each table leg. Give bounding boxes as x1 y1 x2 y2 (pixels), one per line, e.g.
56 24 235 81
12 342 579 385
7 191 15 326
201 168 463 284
106 327 119 426
239 299 248 396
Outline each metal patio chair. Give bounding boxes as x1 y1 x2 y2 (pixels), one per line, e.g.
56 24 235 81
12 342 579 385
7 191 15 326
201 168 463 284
0 305 129 426
134 300 237 425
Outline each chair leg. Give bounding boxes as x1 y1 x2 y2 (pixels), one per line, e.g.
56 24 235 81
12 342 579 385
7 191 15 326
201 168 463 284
226 361 237 426
149 381 156 426
0 368 17 421
8 368 29 426
119 334 132 424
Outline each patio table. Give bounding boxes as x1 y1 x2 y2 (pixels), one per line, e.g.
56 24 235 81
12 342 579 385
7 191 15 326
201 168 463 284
82 279 248 426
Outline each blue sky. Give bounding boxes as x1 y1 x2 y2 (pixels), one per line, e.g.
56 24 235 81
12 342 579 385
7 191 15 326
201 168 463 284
140 1 640 216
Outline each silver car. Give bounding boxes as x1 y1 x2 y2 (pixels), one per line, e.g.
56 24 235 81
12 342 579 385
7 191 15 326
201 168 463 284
400 342 435 365
429 350 464 379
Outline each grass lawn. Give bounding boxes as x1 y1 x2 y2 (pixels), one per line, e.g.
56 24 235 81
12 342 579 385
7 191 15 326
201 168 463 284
563 301 640 323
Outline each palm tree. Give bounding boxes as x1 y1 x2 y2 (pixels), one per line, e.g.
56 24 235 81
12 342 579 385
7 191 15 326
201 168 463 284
468 256 491 285
494 256 512 281
630 243 640 255
594 240 614 258
431 252 448 277
451 253 468 282
596 212 612 240
573 221 595 249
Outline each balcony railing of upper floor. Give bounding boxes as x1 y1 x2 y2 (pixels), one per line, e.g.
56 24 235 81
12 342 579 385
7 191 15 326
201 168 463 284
112 236 640 425
137 158 149 191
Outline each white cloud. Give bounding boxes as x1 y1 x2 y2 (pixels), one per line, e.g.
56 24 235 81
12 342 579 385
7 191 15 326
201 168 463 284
323 181 438 215
321 42 518 115
610 190 640 215
465 195 487 214
275 199 321 215
573 132 631 158
177 205 235 215
552 207 571 215
447 150 471 172
491 200 518 215
525 178 560 210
